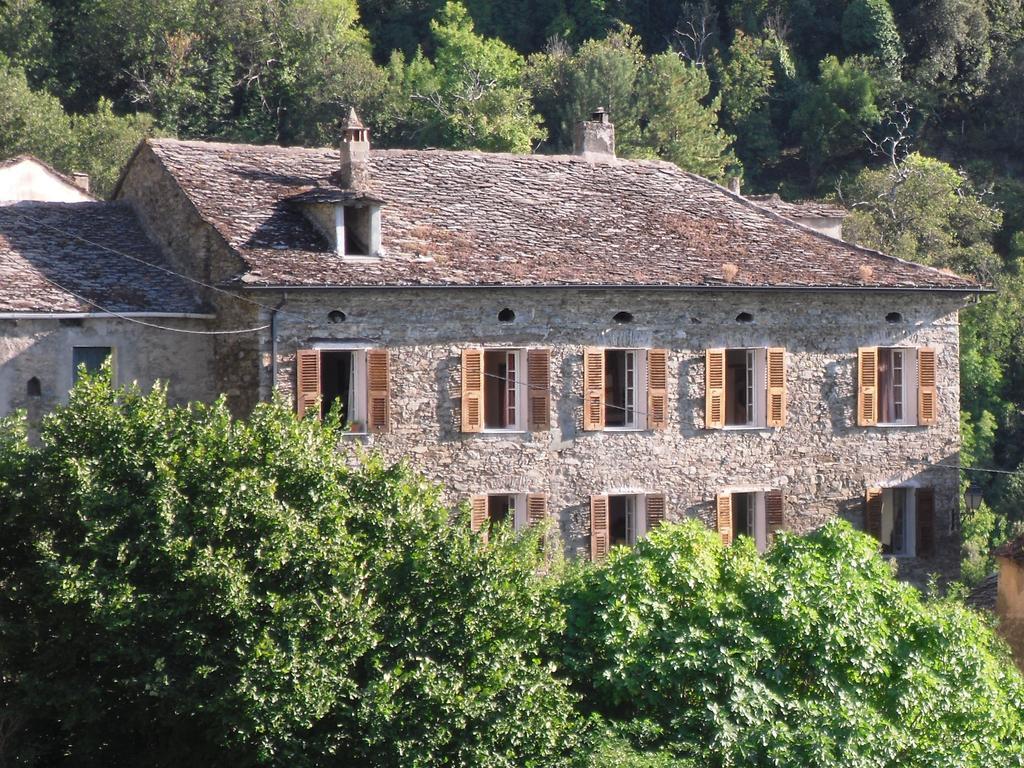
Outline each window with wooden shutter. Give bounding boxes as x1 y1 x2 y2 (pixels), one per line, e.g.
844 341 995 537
527 348 551 431
527 493 548 526
461 348 485 432
583 348 605 431
865 487 883 541
857 347 878 426
766 348 787 427
765 489 784 542
647 349 668 430
646 493 666 530
716 493 733 545
366 349 390 433
916 487 935 558
295 349 321 416
705 349 726 429
469 495 488 534
591 494 609 561
917 347 937 426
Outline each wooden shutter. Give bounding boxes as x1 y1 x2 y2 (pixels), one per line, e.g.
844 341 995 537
646 493 666 531
527 493 548 526
647 349 668 430
590 495 609 561
766 348 787 427
366 349 390 433
583 348 605 431
916 487 935 558
469 495 488 534
705 349 726 429
716 493 733 545
295 349 321 416
865 487 883 541
461 348 485 433
527 348 551 431
857 347 878 426
917 347 937 426
765 490 784 545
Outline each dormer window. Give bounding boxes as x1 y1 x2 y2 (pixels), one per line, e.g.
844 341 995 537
335 202 381 259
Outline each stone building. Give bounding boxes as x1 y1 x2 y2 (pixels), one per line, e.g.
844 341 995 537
968 536 1024 670
0 113 985 580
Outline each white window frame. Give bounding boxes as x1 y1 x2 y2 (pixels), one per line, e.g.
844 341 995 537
604 349 648 432
880 486 917 557
334 203 382 261
877 347 918 427
723 348 766 429
312 343 369 434
731 490 768 552
482 348 527 434
609 493 647 546
485 492 527 532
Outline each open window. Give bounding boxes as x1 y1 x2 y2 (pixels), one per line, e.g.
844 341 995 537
590 493 665 560
462 348 550 433
469 493 548 539
334 202 381 259
705 348 785 429
858 347 936 426
72 346 113 384
715 490 784 552
582 348 668 431
295 347 389 433
865 487 935 557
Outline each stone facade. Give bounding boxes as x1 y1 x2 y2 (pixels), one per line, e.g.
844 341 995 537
254 285 965 582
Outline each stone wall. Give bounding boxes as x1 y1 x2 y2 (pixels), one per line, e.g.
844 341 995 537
0 316 217 422
259 286 966 583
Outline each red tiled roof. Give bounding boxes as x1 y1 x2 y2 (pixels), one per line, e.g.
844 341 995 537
0 201 206 314
138 138 981 292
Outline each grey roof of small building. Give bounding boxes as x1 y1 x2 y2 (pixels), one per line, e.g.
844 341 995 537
746 193 848 220
0 201 206 314
965 573 999 612
994 534 1024 563
137 138 981 292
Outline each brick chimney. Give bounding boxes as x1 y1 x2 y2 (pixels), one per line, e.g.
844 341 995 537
573 107 615 159
339 107 370 190
71 172 91 193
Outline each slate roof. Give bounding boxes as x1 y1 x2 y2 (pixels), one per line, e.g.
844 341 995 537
139 138 981 291
965 573 998 611
0 201 207 314
747 193 848 220
993 534 1024 563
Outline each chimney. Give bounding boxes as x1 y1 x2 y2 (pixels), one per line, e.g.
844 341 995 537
339 107 371 190
71 172 90 193
728 176 741 195
573 107 615 159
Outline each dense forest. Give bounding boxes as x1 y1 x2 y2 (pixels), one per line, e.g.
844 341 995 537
1 0 1023 580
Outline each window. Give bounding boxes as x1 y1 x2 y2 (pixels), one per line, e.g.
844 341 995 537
716 490 784 552
583 348 668 431
470 493 547 538
866 486 935 558
590 493 665 560
295 347 390 433
462 348 550 433
72 346 112 384
334 203 381 258
705 348 786 429
858 347 935 426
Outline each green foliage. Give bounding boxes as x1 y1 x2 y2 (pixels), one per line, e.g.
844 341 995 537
561 519 1024 766
960 500 1022 587
384 2 544 152
0 373 579 765
842 0 904 70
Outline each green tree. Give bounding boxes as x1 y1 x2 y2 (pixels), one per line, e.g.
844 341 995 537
0 0 53 84
561 520 1024 765
842 0 904 71
718 30 781 182
0 60 72 166
67 99 156 197
384 1 544 152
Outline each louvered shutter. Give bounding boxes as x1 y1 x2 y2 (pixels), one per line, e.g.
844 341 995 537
461 348 485 432
716 493 733 545
647 349 668 430
765 490 784 545
295 349 321 416
705 349 726 429
766 348 787 427
866 488 883 541
469 495 488 534
857 347 878 426
366 349 390 433
916 487 935 558
590 495 609 561
583 348 605 431
646 494 666 531
527 348 551 431
917 347 937 426
527 493 548 526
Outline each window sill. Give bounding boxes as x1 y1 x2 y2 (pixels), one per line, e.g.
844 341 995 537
479 428 527 435
721 425 770 431
874 423 920 428
603 426 646 433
